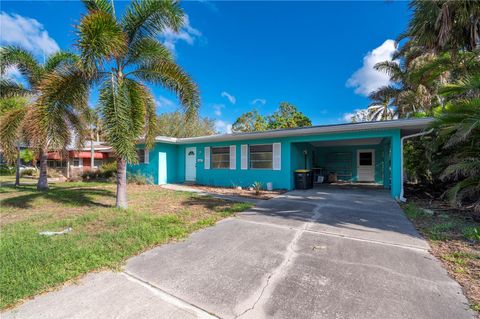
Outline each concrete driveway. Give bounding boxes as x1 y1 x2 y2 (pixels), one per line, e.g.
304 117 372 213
4 186 474 319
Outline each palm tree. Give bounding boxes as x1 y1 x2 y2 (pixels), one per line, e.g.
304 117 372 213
403 0 480 52
0 47 88 190
431 76 480 212
76 0 199 208
366 86 397 121
0 91 29 186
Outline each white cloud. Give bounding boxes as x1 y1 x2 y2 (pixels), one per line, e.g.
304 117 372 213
251 98 266 106
346 39 397 96
162 15 202 55
212 103 225 116
0 12 59 56
342 108 369 123
221 91 236 104
214 120 232 134
155 96 177 111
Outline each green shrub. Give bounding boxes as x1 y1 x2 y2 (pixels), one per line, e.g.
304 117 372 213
463 226 480 242
127 172 153 185
100 161 116 176
81 161 117 182
0 165 15 176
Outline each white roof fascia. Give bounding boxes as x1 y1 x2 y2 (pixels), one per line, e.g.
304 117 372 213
152 118 434 145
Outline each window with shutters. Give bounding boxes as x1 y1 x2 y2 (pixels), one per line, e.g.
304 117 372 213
249 144 273 169
211 147 230 169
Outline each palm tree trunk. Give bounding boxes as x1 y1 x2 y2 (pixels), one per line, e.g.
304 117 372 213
15 145 20 187
37 147 49 191
116 157 128 208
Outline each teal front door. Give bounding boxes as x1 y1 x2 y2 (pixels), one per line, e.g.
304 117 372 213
158 152 167 184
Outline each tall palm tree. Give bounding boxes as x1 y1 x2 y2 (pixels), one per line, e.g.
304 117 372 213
77 0 199 208
0 47 88 190
366 86 397 121
403 0 480 52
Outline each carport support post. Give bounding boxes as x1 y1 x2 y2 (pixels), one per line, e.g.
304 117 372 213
390 131 401 199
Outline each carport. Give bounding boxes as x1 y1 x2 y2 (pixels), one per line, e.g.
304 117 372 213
290 137 392 189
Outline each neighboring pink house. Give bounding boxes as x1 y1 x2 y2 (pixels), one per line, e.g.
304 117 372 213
46 142 113 177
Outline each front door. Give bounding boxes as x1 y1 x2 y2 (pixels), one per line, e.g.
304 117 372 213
185 147 196 182
158 152 167 185
357 150 375 182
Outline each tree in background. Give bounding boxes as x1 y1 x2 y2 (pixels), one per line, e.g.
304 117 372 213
20 149 36 166
365 87 397 121
0 88 29 187
232 110 268 132
156 112 215 137
268 102 312 129
232 103 311 132
77 0 199 208
0 47 88 190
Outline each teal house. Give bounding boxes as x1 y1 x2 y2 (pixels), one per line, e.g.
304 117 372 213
128 118 433 199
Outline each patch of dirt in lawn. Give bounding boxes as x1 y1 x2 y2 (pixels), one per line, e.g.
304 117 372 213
105 184 245 224
185 184 286 200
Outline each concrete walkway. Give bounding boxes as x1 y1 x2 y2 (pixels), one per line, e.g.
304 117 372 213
4 186 475 319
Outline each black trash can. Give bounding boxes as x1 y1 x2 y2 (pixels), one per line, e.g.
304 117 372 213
294 170 313 189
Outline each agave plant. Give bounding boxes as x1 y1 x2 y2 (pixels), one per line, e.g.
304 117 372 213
0 47 88 190
76 0 199 208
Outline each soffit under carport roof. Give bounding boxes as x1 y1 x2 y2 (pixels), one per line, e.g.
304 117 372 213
154 118 434 144
310 138 384 147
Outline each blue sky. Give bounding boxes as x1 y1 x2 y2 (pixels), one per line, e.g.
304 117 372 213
1 1 409 133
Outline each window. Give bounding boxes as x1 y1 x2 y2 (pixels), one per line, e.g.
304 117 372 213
72 158 81 167
137 149 145 163
94 159 103 168
211 147 230 169
249 144 273 169
359 152 373 166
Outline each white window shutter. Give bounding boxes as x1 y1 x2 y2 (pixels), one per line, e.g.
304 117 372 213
241 144 248 170
204 147 210 169
144 149 149 164
273 143 281 170
230 145 236 170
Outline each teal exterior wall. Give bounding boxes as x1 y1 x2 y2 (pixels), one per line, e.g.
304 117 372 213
313 143 386 185
128 128 403 198
127 143 179 184
177 138 292 190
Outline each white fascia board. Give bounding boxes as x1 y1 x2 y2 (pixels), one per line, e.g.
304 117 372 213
150 118 434 145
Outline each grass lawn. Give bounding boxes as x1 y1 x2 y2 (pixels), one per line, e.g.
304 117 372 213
403 203 480 313
0 181 252 309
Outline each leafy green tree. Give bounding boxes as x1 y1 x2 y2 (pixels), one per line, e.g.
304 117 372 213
20 149 35 165
157 112 215 137
76 0 199 208
232 103 311 132
232 110 268 132
0 47 87 190
267 102 312 129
